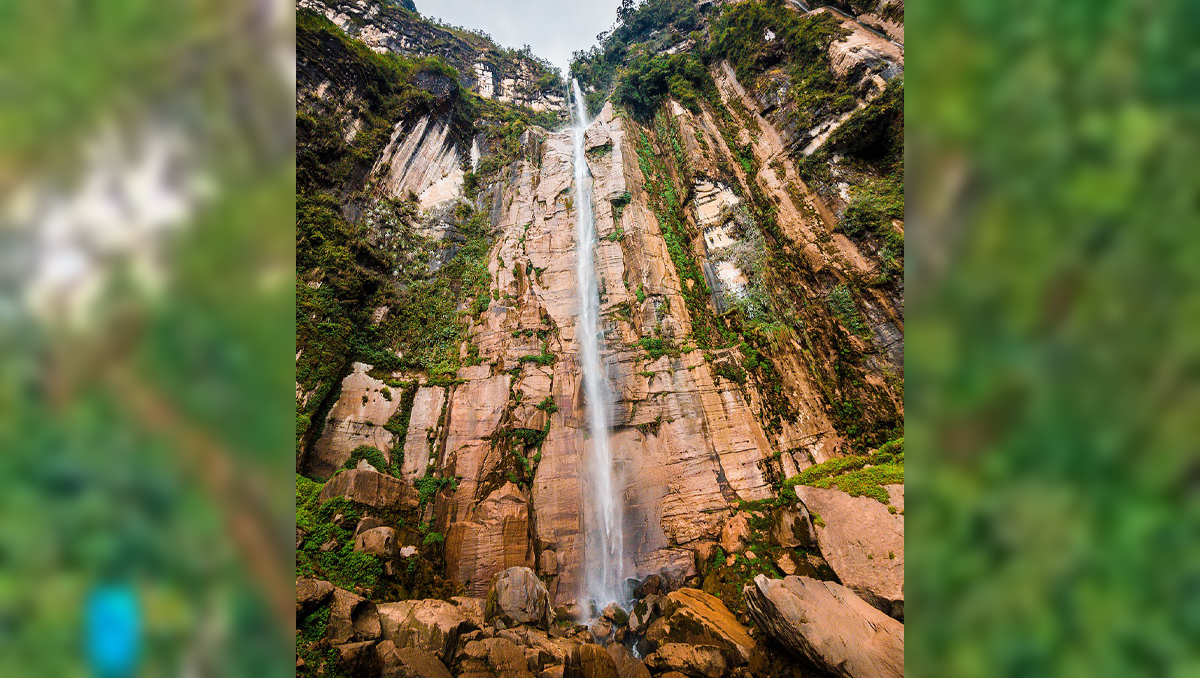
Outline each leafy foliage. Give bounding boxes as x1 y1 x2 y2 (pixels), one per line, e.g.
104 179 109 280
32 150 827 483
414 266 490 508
342 445 399 477
570 0 702 110
296 475 384 591
371 206 493 377
828 76 904 170
613 52 717 120
382 382 421 456
297 10 462 193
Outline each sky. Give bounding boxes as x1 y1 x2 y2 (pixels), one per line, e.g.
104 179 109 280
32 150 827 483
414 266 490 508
415 0 626 74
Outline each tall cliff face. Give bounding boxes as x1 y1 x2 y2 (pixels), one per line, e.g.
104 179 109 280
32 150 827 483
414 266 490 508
299 0 568 114
298 1 903 675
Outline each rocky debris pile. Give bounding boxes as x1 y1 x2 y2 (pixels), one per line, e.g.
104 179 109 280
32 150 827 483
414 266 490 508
744 575 904 678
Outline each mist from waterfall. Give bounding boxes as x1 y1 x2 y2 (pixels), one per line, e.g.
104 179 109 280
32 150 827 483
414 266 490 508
570 79 624 613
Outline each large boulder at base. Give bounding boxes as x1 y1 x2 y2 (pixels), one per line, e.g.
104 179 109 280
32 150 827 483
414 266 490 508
452 596 488 628
606 643 651 678
794 484 904 619
377 640 453 678
493 625 581 673
327 587 382 644
655 589 760 668
634 574 664 599
320 468 420 510
297 578 334 617
744 575 903 678
378 599 478 660
644 643 727 678
576 643 619 678
486 566 553 630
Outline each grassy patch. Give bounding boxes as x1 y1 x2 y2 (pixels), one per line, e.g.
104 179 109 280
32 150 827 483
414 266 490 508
783 438 904 504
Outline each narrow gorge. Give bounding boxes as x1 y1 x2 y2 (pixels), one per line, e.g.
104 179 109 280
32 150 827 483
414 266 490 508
296 1 904 676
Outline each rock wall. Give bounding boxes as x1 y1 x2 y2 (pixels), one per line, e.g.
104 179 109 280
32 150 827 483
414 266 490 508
309 86 901 608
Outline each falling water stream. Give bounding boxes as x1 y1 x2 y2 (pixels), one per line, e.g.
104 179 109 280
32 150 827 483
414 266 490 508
571 80 624 614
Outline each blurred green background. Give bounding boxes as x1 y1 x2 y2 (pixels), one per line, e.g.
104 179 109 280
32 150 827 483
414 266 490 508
0 0 295 675
906 0 1200 674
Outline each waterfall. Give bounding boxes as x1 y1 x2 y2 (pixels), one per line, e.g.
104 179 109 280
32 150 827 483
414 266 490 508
571 80 623 613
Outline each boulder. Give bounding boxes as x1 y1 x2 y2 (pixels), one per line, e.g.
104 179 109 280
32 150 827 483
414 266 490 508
743 575 903 678
719 513 751 554
645 643 726 678
297 578 334 617
319 468 419 511
600 602 628 627
634 574 663 599
452 596 488 628
795 484 904 619
588 618 612 642
628 594 663 635
492 624 581 673
453 637 535 678
335 640 381 676
377 640 454 678
487 566 553 630
378 599 477 660
576 643 619 678
658 589 759 668
606 643 651 678
328 588 381 644
355 526 399 558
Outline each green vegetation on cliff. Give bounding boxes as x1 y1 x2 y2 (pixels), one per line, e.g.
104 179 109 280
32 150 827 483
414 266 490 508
298 10 465 193
571 0 703 114
709 0 854 128
783 438 904 504
297 10 561 461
